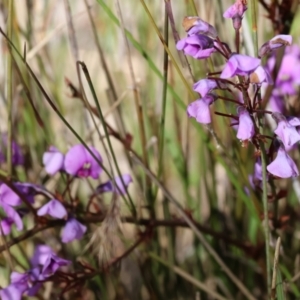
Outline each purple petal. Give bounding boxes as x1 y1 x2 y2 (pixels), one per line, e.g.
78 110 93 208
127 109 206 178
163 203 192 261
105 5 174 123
267 147 299 178
96 174 133 195
37 199 67 219
64 144 102 179
2 204 23 231
31 245 54 266
61 218 87 243
236 108 255 141
0 283 27 300
43 146 64 175
221 54 261 78
42 253 71 277
0 218 14 235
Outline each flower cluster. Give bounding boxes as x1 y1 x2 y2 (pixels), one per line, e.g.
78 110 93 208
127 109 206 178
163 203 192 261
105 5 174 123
0 143 133 297
176 0 298 183
0 245 70 299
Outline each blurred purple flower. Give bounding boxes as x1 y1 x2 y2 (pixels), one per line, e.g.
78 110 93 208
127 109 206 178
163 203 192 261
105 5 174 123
64 144 102 179
267 45 300 96
176 34 216 60
259 35 292 57
42 253 71 277
61 218 87 243
31 245 54 266
269 92 285 114
37 199 67 219
187 94 217 124
250 66 273 85
1 203 23 231
221 54 261 78
182 16 217 38
273 113 300 150
223 0 247 29
267 147 299 178
0 134 24 166
10 269 42 297
96 174 133 195
236 107 255 141
193 79 226 97
31 245 71 278
43 146 64 175
0 217 14 235
0 182 38 207
0 282 28 300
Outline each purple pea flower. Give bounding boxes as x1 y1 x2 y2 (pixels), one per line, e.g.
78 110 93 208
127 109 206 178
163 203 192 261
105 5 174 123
10 269 42 297
0 282 28 300
43 146 64 175
223 0 247 29
187 94 217 124
64 144 102 179
182 16 218 38
61 218 87 243
267 45 300 96
37 199 67 219
267 146 299 178
31 245 71 278
250 66 273 85
220 54 261 78
31 245 54 266
176 34 216 60
273 113 300 150
259 35 293 57
193 79 226 97
96 174 133 195
0 182 38 207
236 107 255 141
42 253 71 277
1 203 23 231
0 134 24 166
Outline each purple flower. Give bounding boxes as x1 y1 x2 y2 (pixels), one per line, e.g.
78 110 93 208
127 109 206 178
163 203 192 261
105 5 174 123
273 113 300 150
267 147 299 178
96 174 133 195
61 218 87 243
250 66 273 85
11 270 41 296
0 182 37 207
31 245 71 278
176 34 216 60
0 282 28 300
182 16 217 38
43 146 64 175
1 203 23 231
42 253 71 277
0 134 24 166
267 46 300 96
37 199 67 219
223 0 247 29
221 54 261 78
259 35 293 57
193 79 226 97
236 107 255 141
64 144 102 179
187 94 217 124
31 245 54 266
